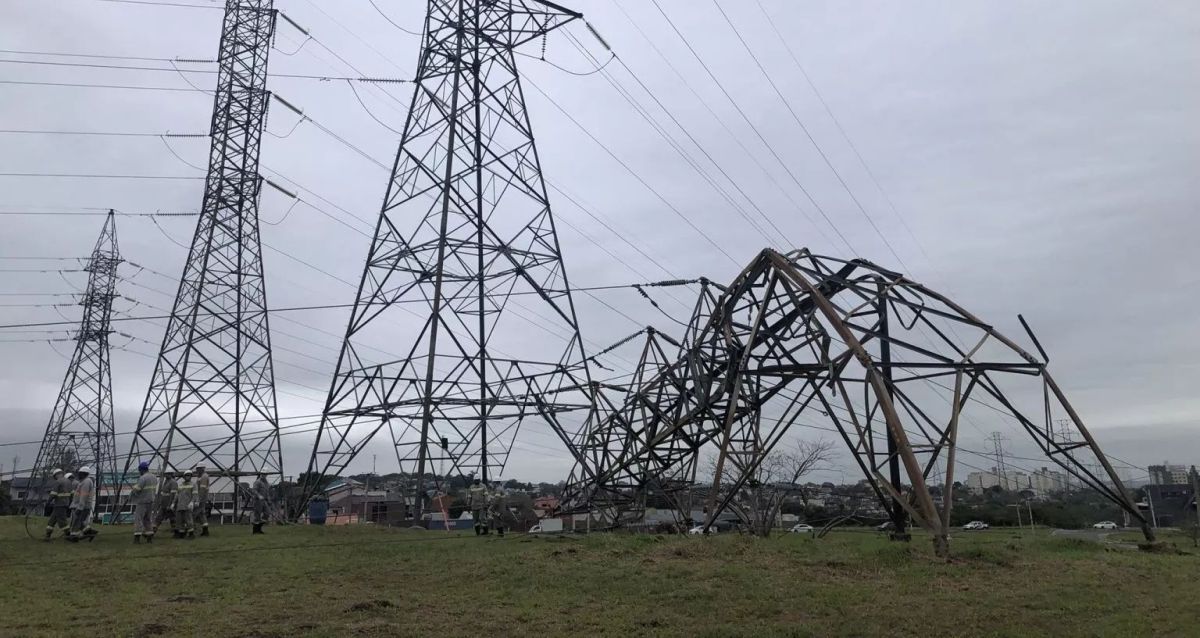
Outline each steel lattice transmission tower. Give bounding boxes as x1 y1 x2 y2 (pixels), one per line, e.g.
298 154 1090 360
576 248 1154 554
301 0 593 512
29 211 121 508
125 0 282 500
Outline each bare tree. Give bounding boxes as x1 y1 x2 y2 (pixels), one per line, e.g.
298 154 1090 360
708 440 836 537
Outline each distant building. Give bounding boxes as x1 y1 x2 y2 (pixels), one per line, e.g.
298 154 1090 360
966 468 1031 492
318 478 412 524
1144 483 1196 528
1028 467 1069 497
532 495 560 518
1149 463 1189 486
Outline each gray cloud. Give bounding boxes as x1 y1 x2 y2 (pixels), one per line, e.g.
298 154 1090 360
1 0 1196 483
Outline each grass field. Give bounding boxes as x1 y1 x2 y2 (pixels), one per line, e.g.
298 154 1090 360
1 517 1196 637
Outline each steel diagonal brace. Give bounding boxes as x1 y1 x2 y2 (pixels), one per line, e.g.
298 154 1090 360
764 249 942 534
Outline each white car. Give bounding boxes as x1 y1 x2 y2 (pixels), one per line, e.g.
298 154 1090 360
789 524 815 534
688 525 716 535
962 521 989 530
1092 521 1119 530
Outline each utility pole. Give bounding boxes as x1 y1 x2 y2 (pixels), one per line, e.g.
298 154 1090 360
989 432 1009 490
1054 419 1073 491
124 0 282 522
29 211 120 518
1190 466 1199 547
301 0 593 520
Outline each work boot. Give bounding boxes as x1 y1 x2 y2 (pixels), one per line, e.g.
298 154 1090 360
134 535 142 544
200 526 209 537
44 529 53 541
251 523 261 535
497 527 505 538
146 533 154 544
187 530 195 539
474 525 482 536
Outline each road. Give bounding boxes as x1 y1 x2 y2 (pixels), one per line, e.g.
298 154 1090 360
1050 528 1111 542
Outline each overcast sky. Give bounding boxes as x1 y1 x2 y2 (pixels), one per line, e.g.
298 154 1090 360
0 0 1196 484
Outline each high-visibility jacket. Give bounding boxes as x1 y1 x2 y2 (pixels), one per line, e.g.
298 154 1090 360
130 472 158 505
174 481 195 511
48 476 73 507
71 476 96 512
195 473 210 501
468 485 488 510
158 477 178 507
252 477 270 502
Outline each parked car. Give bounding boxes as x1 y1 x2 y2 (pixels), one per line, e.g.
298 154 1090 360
688 525 716 535
962 521 989 530
789 523 815 534
1092 521 1119 530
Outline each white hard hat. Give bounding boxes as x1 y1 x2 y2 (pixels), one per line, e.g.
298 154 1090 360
78 465 92 474
66 473 74 479
51 468 63 476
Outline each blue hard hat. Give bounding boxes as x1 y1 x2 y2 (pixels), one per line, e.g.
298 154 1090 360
138 461 150 471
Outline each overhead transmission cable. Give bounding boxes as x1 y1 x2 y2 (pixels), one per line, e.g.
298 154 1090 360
644 0 855 255
709 0 910 272
278 8 699 299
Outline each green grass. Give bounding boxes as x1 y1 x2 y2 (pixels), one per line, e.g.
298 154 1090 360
1 518 1197 637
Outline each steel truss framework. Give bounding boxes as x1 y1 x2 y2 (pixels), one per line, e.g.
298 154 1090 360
125 0 281 507
567 248 1152 553
301 0 594 512
562 281 722 525
30 211 121 506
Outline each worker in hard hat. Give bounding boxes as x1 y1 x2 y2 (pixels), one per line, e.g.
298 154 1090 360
250 472 270 534
44 468 72 541
129 461 158 543
173 470 196 539
468 478 489 536
66 472 78 495
194 465 211 537
489 481 508 538
154 470 178 534
67 466 97 542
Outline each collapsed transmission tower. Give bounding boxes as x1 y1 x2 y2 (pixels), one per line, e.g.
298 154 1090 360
301 0 593 514
29 211 121 513
125 0 281 507
562 280 723 526
567 248 1153 554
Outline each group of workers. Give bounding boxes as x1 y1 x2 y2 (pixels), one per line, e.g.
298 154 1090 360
466 478 509 537
43 462 274 543
128 461 216 542
43 465 97 542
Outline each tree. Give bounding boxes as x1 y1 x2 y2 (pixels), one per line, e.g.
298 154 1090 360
708 440 836 537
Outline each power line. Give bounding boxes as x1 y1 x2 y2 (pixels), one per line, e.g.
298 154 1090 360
709 0 910 271
524 79 739 267
90 0 221 8
0 172 202 180
557 29 783 248
279 6 696 306
644 0 856 255
0 57 408 82
0 79 207 92
749 0 932 266
610 0 840 252
0 128 207 138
